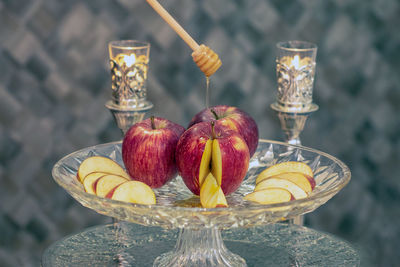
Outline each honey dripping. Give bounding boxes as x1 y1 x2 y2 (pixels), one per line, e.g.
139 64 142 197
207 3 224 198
205 76 210 108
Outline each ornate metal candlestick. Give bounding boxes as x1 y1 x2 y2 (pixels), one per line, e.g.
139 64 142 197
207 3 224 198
272 41 318 225
106 40 153 135
105 40 153 242
271 103 318 147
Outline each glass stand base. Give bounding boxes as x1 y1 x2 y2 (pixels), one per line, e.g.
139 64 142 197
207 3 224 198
42 222 360 267
153 228 246 267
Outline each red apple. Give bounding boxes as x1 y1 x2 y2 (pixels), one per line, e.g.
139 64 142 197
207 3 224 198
122 116 185 188
176 121 250 196
188 105 259 157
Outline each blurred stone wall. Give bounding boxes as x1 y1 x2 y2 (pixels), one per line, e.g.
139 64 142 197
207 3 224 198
0 0 399 266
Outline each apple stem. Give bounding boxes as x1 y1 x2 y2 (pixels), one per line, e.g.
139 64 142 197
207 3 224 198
210 109 219 120
211 121 216 139
150 116 156 130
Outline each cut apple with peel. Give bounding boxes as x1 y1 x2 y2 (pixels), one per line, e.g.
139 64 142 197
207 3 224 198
263 172 314 194
83 172 107 195
255 178 308 199
176 121 249 196
211 135 249 195
111 181 156 205
78 156 130 182
95 175 129 197
244 188 294 204
200 173 227 208
188 105 259 157
256 161 313 184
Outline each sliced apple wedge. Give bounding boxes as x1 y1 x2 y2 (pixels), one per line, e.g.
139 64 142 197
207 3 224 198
211 139 222 186
244 188 293 204
266 172 314 194
83 172 106 195
200 173 220 208
110 181 156 205
77 156 130 182
256 161 313 184
200 173 227 208
198 139 213 187
214 187 228 208
95 175 129 197
255 178 308 199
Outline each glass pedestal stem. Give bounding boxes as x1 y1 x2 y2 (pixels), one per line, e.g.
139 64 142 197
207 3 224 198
153 228 247 267
106 100 153 135
271 103 318 226
276 111 310 147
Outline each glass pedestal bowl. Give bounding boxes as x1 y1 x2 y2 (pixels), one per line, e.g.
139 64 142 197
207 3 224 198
52 139 350 267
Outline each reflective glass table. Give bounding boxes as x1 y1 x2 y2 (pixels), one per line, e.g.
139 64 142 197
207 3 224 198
42 222 359 266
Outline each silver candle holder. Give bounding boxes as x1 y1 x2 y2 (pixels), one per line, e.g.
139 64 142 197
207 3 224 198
106 40 153 134
271 41 318 146
271 41 318 226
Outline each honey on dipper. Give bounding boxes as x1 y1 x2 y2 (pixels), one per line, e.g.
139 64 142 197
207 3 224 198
146 0 222 77
192 44 222 77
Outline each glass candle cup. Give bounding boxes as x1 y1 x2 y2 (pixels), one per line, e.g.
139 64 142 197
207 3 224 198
109 40 150 107
276 41 317 111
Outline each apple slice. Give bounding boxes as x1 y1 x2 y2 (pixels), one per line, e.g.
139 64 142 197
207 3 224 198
211 139 222 186
269 172 314 194
256 161 313 184
83 172 106 195
200 173 220 208
95 175 129 197
200 173 227 208
111 181 156 205
77 156 130 182
244 188 293 204
255 178 308 199
198 139 213 187
214 187 228 208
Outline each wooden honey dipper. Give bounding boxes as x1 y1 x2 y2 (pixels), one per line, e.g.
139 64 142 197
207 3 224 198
146 0 222 77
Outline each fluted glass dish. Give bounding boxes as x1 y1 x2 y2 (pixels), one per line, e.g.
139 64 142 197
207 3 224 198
52 139 351 266
53 139 350 229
